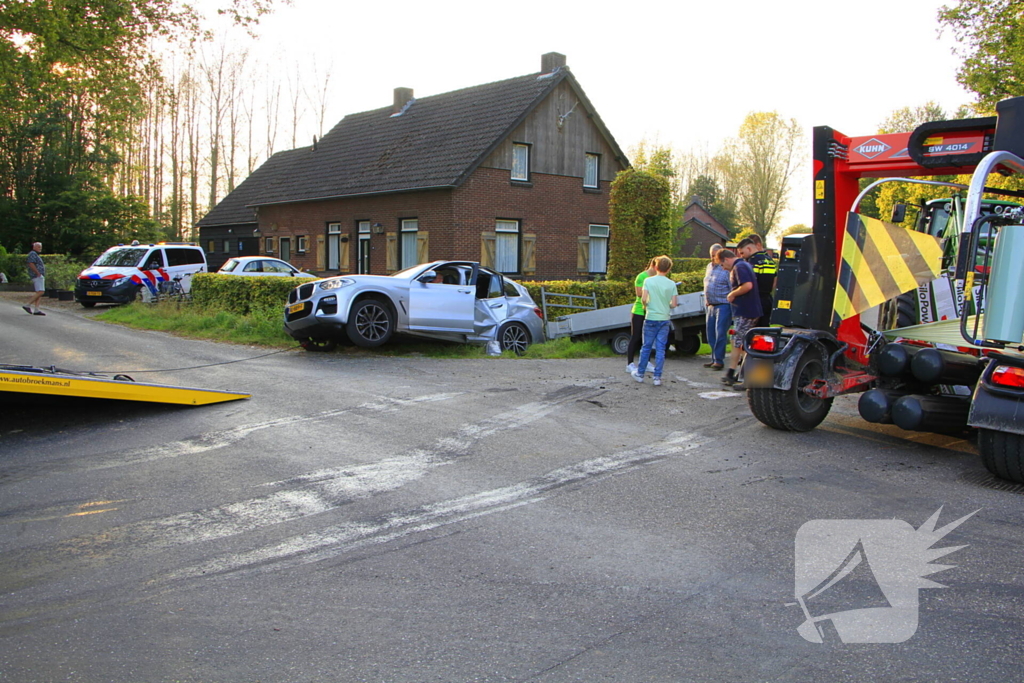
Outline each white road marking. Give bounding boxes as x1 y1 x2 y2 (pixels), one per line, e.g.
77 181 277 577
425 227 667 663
163 431 710 581
65 386 604 558
699 391 744 400
79 392 462 471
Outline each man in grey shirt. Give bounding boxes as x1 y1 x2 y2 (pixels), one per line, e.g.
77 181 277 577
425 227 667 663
24 242 46 316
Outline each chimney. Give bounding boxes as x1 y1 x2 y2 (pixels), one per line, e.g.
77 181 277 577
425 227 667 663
393 87 414 114
541 52 566 74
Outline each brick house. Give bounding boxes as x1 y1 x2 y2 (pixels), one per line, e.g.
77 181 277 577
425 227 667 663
678 197 730 258
197 53 629 280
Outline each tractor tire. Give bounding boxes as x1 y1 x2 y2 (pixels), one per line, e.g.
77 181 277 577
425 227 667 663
747 346 833 432
978 428 1024 484
879 292 919 330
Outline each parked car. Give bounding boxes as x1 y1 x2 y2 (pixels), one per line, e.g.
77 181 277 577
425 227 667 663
284 261 544 354
218 257 316 278
75 242 207 307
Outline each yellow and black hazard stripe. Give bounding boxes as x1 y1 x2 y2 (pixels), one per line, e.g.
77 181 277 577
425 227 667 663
833 213 943 324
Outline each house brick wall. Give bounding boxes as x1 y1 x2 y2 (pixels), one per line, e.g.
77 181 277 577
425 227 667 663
257 166 612 281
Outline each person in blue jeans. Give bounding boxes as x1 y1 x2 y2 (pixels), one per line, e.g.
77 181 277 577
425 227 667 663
702 243 731 370
633 256 678 387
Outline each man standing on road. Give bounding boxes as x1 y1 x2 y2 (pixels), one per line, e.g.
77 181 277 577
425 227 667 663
702 243 731 371
632 256 678 387
23 242 46 316
717 249 761 388
738 234 776 327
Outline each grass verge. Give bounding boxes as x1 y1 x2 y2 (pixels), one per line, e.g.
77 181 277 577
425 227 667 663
95 302 624 359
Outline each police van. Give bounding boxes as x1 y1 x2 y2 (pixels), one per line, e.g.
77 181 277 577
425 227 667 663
75 242 207 307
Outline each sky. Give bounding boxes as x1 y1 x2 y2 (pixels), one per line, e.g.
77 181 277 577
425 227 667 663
204 0 973 238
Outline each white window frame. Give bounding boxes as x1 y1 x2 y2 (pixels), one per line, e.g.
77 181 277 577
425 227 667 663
588 224 609 274
326 222 341 270
264 236 275 253
400 218 419 270
495 219 520 274
584 153 600 189
297 236 308 253
358 221 371 235
511 143 530 182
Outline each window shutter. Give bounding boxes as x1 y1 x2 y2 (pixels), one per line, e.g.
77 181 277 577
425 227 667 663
480 232 496 269
416 231 429 264
316 236 325 270
386 234 398 272
522 233 537 276
339 237 351 273
577 237 590 273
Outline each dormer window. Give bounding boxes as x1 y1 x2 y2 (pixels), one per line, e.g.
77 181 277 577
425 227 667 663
512 143 530 181
584 153 600 189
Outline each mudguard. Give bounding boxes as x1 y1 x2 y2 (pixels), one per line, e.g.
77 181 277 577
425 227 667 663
743 328 841 391
969 354 1024 437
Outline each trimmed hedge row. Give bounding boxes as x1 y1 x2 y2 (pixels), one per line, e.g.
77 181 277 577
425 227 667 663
190 273 317 314
191 270 708 321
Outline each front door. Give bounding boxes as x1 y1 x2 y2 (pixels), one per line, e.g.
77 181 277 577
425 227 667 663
279 237 291 262
409 264 476 332
358 236 371 274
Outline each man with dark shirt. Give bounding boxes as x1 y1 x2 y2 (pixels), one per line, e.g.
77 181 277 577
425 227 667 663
717 248 761 387
737 234 776 327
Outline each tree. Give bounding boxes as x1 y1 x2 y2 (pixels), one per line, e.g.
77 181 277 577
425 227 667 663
607 169 673 281
722 112 804 238
939 0 1024 110
0 0 278 254
685 174 738 235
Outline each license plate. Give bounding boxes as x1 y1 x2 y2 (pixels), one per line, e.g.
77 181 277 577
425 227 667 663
288 302 305 314
745 358 774 388
86 291 102 297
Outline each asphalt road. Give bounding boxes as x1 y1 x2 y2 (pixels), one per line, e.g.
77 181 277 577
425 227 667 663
1 295 1022 683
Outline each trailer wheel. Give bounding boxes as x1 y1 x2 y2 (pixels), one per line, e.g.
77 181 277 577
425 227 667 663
674 333 701 356
611 331 631 355
978 429 1024 484
747 347 833 432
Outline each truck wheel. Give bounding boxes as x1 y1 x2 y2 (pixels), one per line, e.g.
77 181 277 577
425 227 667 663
747 347 833 432
346 298 393 348
674 333 701 356
978 429 1024 484
611 331 631 355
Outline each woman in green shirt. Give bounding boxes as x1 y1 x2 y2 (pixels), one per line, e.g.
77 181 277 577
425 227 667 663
626 257 659 374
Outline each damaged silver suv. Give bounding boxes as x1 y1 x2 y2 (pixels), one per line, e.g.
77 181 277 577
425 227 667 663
284 261 545 353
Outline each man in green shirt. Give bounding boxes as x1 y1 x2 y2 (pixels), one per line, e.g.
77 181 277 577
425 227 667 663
632 256 678 387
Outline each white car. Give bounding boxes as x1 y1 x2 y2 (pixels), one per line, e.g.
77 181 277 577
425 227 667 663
218 257 316 278
284 261 545 354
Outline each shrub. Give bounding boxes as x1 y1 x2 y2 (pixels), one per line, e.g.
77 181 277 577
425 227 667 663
191 273 317 314
523 271 705 321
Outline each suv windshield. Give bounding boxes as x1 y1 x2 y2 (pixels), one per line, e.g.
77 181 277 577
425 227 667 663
93 248 148 267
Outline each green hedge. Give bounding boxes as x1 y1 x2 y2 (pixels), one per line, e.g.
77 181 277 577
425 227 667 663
0 253 89 288
191 273 318 314
523 271 705 320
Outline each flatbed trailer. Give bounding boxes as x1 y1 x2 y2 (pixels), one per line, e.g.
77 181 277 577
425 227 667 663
0 365 250 406
543 289 707 355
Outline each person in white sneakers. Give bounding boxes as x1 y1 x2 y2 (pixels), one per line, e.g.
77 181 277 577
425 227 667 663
23 242 46 316
625 257 658 376
632 256 678 387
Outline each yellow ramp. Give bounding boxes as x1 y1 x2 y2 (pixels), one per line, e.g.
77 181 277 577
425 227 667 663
0 367 250 406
